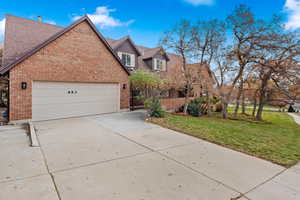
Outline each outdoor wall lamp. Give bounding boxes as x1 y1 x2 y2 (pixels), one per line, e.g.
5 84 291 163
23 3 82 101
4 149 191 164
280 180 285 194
123 84 127 89
21 82 27 89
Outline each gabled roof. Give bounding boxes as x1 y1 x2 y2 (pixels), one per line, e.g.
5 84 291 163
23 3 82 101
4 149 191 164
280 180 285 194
106 36 141 56
140 46 170 61
1 15 63 68
0 15 130 75
106 37 170 61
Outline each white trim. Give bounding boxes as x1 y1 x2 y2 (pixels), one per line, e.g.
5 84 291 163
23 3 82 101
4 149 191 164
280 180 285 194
153 58 166 71
130 54 135 67
118 52 135 67
117 52 123 59
162 59 167 71
153 58 158 70
118 83 121 112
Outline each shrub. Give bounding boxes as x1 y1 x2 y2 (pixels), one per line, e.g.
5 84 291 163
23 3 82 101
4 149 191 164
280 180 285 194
144 98 165 118
187 103 200 117
191 97 219 104
288 105 295 113
191 97 207 105
215 103 223 112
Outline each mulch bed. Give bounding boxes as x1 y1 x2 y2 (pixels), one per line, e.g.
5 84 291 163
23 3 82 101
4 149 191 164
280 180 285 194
170 112 191 117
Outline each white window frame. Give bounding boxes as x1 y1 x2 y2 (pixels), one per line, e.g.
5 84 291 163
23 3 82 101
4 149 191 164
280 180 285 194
153 58 166 71
118 52 135 67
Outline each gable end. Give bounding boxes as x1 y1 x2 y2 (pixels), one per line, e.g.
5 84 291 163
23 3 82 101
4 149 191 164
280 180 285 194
0 16 130 75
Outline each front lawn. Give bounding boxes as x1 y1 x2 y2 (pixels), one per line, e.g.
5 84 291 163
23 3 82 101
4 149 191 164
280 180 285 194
234 104 283 110
150 111 300 167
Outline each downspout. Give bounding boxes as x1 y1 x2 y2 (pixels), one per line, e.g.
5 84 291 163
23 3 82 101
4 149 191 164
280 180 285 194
7 72 10 122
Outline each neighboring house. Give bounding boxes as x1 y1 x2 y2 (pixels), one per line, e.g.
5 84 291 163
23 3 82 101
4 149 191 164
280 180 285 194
0 15 130 122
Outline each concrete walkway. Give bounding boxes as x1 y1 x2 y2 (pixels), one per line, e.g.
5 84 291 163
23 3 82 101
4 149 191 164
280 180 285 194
0 111 299 200
288 113 300 125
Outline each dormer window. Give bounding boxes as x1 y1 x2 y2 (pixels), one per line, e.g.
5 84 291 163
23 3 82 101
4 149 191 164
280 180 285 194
153 58 166 71
118 52 135 68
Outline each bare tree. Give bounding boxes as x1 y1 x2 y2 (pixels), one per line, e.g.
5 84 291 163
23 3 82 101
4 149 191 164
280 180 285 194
212 47 236 119
191 19 226 116
191 19 226 65
253 19 300 120
242 75 260 116
226 4 264 117
233 67 254 116
160 20 194 113
210 4 260 119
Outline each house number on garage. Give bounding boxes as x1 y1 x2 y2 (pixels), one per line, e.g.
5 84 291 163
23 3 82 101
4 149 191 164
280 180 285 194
67 90 78 94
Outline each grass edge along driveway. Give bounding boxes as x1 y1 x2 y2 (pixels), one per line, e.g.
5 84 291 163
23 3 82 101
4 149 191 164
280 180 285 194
149 111 300 167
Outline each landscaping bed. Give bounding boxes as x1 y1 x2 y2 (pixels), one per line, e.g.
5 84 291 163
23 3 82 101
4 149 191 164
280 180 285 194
149 110 300 167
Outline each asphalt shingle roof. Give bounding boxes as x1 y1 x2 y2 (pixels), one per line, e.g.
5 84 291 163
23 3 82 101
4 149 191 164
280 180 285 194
0 15 130 75
1 15 63 68
0 15 214 89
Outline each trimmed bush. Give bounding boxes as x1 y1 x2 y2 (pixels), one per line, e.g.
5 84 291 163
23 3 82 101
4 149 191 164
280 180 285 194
144 99 165 118
187 103 200 117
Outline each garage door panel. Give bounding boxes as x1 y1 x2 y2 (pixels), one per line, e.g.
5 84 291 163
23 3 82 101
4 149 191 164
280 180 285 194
32 82 120 121
33 86 119 97
32 99 116 106
32 96 118 105
33 102 118 120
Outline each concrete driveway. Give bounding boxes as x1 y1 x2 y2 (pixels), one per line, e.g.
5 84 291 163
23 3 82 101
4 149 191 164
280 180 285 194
1 111 299 200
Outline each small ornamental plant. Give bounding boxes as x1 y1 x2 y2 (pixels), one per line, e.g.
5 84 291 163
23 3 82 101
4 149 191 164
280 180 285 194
130 70 168 118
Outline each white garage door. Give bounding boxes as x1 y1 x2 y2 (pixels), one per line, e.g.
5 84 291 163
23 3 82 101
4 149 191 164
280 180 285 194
32 81 120 121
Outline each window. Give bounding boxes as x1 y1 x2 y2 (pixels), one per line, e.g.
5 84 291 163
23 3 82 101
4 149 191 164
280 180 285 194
118 52 135 67
153 58 166 71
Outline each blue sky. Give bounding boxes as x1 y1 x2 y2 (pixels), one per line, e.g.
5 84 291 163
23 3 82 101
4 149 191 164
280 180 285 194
0 0 299 47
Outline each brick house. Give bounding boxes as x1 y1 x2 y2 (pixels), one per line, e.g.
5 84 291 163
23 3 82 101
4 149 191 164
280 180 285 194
0 15 215 122
0 15 130 122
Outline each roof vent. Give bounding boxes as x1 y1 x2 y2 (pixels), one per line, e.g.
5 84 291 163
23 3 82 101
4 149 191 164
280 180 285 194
37 16 42 22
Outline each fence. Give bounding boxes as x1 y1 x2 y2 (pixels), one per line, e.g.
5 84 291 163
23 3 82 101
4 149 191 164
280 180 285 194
160 98 194 111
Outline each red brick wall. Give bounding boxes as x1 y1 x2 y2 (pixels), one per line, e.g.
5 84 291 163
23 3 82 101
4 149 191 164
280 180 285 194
161 98 194 111
9 21 129 121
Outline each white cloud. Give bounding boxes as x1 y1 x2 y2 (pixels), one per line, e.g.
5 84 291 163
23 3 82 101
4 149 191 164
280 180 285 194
73 6 134 28
284 0 300 30
183 0 214 6
0 18 5 37
44 20 56 25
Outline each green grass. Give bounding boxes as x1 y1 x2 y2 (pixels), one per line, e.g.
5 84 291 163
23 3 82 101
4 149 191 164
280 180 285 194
230 104 283 110
150 110 300 167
